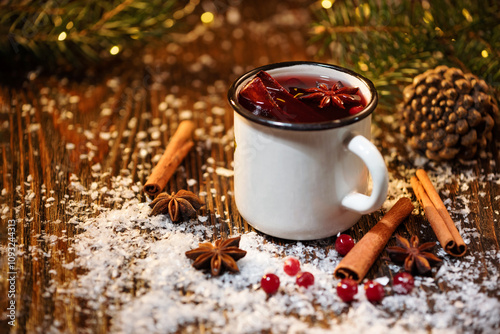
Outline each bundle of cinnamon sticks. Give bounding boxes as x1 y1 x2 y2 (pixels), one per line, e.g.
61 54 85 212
334 169 466 283
411 169 467 257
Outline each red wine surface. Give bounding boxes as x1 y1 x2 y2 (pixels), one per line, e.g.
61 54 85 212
238 71 366 124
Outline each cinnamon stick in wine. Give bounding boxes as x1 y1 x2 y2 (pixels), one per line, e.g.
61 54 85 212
411 170 467 257
144 120 195 197
334 198 414 283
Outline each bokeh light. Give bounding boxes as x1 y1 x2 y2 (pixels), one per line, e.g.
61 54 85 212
110 46 120 55
201 12 214 24
58 32 67 41
321 0 333 9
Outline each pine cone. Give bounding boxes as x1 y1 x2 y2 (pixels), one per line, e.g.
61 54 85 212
400 65 498 161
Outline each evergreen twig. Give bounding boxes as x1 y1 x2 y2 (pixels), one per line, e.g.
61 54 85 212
309 0 500 111
0 0 197 69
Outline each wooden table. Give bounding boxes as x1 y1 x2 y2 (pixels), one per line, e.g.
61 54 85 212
1 2 499 333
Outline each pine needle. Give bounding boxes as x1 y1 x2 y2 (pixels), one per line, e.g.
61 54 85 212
309 0 500 111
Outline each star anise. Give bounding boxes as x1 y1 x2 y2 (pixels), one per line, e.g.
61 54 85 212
149 190 203 222
386 234 442 275
291 81 362 109
185 236 247 276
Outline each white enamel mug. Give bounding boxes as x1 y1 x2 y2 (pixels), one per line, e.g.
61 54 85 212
228 61 388 240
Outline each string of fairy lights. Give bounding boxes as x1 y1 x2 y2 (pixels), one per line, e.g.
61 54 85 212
53 0 203 57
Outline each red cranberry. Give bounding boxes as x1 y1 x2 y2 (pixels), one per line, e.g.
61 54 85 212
336 278 358 302
296 271 315 288
364 280 385 303
393 272 415 294
335 234 355 256
261 273 280 295
283 257 301 276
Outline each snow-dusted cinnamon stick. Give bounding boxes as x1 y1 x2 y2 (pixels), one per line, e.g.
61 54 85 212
334 198 415 283
144 120 195 197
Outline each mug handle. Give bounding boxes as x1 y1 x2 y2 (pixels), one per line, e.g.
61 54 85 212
341 135 389 214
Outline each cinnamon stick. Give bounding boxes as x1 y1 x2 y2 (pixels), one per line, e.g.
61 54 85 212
334 198 414 283
144 120 195 197
411 170 467 257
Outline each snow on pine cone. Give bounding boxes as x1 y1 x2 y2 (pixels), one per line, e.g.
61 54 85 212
400 65 498 161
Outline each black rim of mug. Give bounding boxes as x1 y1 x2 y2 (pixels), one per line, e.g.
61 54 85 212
227 61 378 131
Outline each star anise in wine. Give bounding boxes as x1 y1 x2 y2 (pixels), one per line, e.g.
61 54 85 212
149 190 203 222
291 81 362 109
185 236 247 276
386 234 442 275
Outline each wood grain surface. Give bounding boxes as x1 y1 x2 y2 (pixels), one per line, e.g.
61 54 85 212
1 2 499 333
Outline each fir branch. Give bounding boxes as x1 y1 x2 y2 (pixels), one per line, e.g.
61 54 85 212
0 0 197 69
309 0 500 110
90 0 135 32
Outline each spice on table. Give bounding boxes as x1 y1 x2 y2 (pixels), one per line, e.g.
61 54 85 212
411 169 467 257
185 236 247 276
386 234 441 275
333 197 415 283
144 120 196 197
149 190 204 222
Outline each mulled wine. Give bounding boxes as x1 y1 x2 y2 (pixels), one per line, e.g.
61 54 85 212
229 61 387 240
238 70 366 123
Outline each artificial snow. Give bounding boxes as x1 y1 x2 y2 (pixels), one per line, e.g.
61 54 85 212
2 36 499 333
34 164 497 334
